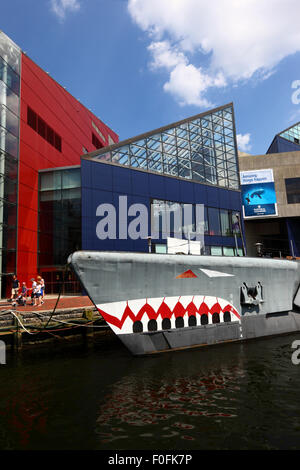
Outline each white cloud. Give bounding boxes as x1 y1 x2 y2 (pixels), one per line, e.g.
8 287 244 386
128 0 300 106
147 40 226 107
237 133 251 153
51 0 81 20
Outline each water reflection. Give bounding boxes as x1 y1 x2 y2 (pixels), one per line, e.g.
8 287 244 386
95 350 248 448
0 334 299 450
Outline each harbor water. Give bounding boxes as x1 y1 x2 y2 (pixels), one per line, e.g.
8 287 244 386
0 332 300 451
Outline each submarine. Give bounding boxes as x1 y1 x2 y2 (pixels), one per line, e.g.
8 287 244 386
68 251 300 356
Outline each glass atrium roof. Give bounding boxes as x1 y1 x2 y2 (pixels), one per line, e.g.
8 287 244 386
86 103 239 190
279 122 300 146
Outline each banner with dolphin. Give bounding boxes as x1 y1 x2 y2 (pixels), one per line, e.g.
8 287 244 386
240 169 278 218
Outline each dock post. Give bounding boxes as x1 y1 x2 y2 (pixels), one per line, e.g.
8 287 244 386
13 314 23 351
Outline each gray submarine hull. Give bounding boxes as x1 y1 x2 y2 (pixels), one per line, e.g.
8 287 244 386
69 251 300 355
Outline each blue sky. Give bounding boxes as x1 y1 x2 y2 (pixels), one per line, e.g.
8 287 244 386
2 0 300 155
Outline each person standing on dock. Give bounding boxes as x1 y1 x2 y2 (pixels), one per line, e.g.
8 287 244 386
33 280 43 307
30 278 37 305
10 275 20 304
37 275 45 305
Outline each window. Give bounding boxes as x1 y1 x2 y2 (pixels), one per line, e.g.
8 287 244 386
208 207 221 236
27 107 62 152
92 132 103 149
220 209 232 236
223 247 235 256
285 178 300 204
211 246 222 256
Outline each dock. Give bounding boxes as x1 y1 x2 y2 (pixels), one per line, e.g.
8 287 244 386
0 295 113 352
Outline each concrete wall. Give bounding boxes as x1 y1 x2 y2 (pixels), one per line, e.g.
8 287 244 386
239 150 300 218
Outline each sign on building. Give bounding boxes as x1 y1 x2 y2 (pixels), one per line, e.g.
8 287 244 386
240 169 278 218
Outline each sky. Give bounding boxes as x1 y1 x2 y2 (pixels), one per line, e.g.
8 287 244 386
2 0 300 155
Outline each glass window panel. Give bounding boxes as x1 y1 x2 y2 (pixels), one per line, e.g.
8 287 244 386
190 133 202 145
178 158 191 169
40 171 62 191
218 178 228 188
192 173 205 182
62 168 80 189
201 118 212 129
223 247 234 256
212 114 223 124
134 138 146 147
225 135 234 145
220 210 232 236
228 179 239 189
130 156 147 169
0 104 19 137
147 138 162 151
215 149 225 159
202 137 213 147
0 81 19 115
203 149 215 166
0 127 18 158
155 244 167 254
97 152 111 162
191 151 204 163
2 175 17 204
285 178 300 204
217 169 227 180
163 127 175 136
211 246 222 256
178 167 191 179
204 207 209 234
112 151 128 165
214 141 225 152
192 161 204 173
1 151 17 180
205 166 217 185
40 190 62 201
226 143 235 153
224 126 234 136
208 207 221 236
228 170 238 179
148 150 162 161
2 199 17 228
163 164 178 177
0 32 21 74
176 126 188 139
216 158 226 169
162 142 177 155
214 132 224 143
190 141 202 154
189 122 200 133
202 129 212 139
130 144 147 158
177 147 190 159
62 187 81 200
176 137 189 149
148 159 163 172
0 56 20 96
162 133 176 145
163 154 177 166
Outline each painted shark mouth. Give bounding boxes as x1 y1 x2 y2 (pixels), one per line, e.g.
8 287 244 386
97 295 240 335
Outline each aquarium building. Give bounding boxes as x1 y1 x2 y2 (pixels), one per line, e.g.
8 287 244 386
0 31 118 296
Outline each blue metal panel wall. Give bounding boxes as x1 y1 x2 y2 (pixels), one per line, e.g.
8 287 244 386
267 135 300 154
81 159 244 253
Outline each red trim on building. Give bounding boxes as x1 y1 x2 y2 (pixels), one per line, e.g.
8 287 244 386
16 52 118 287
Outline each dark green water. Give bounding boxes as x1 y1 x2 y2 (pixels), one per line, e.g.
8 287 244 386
0 333 300 450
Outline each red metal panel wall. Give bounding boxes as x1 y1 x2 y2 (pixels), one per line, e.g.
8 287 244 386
17 52 118 285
